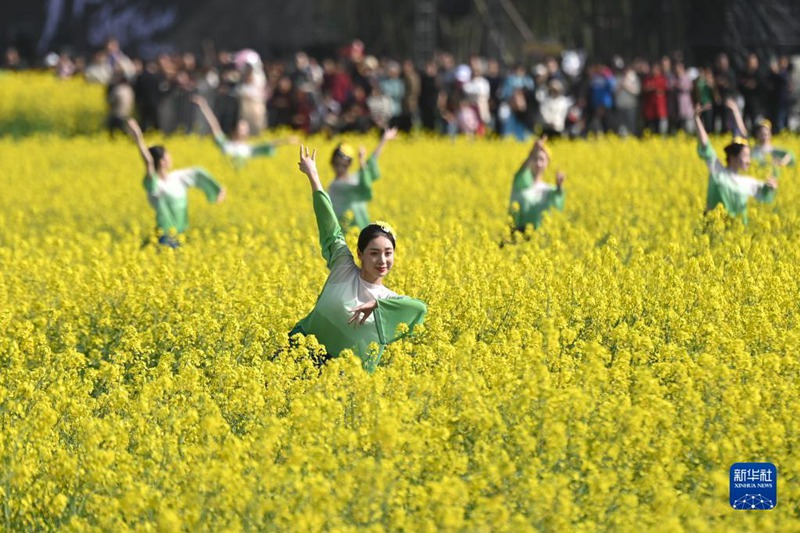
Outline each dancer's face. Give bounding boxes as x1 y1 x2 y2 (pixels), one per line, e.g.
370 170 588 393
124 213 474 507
332 155 352 176
756 125 771 144
731 146 751 171
358 236 394 282
533 150 549 175
160 151 173 172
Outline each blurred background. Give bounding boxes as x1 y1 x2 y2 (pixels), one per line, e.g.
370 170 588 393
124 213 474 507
4 1 800 67
3 0 800 138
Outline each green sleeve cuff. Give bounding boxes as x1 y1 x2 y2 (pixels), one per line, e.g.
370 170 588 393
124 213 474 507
374 297 428 344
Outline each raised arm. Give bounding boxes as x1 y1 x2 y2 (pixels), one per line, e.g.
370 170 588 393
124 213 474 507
694 104 710 148
512 136 547 191
298 145 323 192
191 95 225 139
725 98 748 138
126 118 155 175
370 127 398 160
298 145 349 268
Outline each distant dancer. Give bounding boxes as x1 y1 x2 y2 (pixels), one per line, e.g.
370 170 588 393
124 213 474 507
126 118 226 247
509 136 566 233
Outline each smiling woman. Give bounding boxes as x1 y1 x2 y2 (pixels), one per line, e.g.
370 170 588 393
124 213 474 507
290 145 427 372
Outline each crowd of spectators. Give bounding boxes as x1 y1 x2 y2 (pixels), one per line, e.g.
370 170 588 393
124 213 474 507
3 38 798 139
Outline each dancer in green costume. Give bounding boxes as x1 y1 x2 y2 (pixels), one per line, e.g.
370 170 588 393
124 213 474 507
291 145 427 372
509 136 566 232
327 127 397 230
127 118 226 247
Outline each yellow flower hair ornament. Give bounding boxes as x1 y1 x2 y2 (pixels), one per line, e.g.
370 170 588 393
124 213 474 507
372 220 396 237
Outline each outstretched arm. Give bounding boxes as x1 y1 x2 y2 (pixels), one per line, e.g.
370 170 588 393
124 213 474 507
192 95 225 139
370 127 398 160
250 135 300 158
271 135 300 148
126 118 155 175
725 98 748 138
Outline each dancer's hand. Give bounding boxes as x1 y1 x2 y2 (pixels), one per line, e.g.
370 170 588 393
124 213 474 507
216 187 227 203
556 171 566 188
298 145 318 177
766 177 778 190
298 145 322 191
348 300 377 326
531 134 548 156
382 127 398 142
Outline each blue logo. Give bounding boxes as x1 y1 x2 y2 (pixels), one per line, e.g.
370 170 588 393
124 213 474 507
730 463 777 510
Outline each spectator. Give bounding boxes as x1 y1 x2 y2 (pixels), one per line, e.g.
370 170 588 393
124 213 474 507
539 80 571 137
380 60 405 127
695 66 715 133
587 64 616 134
419 60 440 132
770 56 793 133
106 71 135 136
738 53 765 133
464 56 492 129
84 51 112 84
401 59 421 131
268 75 296 129
236 62 267 134
712 53 737 133
367 82 394 130
643 62 668 135
485 58 503 133
615 63 641 136
673 62 695 133
661 55 677 133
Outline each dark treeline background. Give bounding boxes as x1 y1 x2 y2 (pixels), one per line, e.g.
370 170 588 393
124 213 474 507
4 0 800 67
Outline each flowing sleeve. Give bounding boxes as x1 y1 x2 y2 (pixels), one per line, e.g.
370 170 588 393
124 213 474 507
312 190 351 269
774 148 796 167
697 142 724 178
511 167 533 193
184 167 223 202
373 297 428 344
250 142 277 157
354 155 381 200
754 183 777 204
550 187 566 211
143 172 158 195
213 133 228 152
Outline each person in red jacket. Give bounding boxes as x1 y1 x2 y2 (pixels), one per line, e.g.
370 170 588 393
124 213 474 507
642 62 668 135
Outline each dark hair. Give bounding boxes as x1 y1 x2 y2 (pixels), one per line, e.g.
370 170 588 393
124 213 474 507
148 145 166 170
331 144 354 165
723 142 747 164
357 224 396 253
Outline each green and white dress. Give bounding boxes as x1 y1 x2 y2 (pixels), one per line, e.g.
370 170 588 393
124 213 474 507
214 134 276 168
751 144 796 177
509 167 565 231
697 143 776 224
328 156 381 230
292 190 427 372
144 167 223 235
